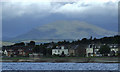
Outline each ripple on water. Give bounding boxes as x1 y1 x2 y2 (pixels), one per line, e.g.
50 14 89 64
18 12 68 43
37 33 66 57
2 62 119 70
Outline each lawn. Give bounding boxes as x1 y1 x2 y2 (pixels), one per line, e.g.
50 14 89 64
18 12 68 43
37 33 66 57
2 57 30 60
2 56 118 60
39 56 117 59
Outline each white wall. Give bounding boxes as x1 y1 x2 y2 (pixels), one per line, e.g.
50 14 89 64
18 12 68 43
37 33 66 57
86 48 93 57
52 49 68 55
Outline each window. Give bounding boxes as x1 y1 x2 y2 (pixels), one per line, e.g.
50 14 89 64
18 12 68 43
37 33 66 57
90 45 92 48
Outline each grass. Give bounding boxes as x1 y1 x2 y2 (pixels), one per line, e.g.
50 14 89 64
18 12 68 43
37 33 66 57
2 56 119 63
2 56 118 60
39 56 118 59
2 57 30 60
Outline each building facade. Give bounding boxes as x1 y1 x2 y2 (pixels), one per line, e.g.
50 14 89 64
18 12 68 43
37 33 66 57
52 46 69 56
86 44 119 57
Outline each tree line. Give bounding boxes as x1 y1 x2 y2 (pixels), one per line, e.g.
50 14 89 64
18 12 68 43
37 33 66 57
3 35 120 57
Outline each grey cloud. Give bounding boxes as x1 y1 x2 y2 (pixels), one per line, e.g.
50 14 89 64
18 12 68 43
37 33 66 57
2 0 118 19
52 1 118 18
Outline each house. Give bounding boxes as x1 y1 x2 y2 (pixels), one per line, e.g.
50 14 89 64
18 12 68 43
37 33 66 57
67 45 77 56
4 49 8 56
52 44 86 57
86 44 119 57
109 44 119 56
52 44 89 57
3 47 33 57
52 46 69 56
86 45 94 57
75 44 86 57
2 41 34 57
7 49 14 57
17 49 26 56
3 48 25 57
86 44 104 57
68 49 76 56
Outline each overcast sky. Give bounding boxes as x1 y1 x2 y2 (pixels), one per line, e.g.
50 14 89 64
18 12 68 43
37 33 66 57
2 0 118 38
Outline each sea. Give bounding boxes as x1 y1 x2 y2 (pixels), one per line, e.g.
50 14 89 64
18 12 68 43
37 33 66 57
0 62 120 72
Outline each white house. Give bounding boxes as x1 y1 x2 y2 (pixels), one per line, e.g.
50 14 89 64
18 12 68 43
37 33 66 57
52 46 69 56
86 45 94 57
3 49 8 56
86 44 103 57
86 44 119 57
109 44 119 56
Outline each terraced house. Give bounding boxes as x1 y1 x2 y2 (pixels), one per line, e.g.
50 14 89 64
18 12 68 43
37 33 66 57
52 46 69 56
52 45 86 57
2 41 35 57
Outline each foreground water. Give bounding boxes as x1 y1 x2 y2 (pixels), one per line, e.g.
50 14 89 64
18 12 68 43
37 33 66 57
1 62 119 71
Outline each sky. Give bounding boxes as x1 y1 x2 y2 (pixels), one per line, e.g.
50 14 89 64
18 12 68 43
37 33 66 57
1 0 118 38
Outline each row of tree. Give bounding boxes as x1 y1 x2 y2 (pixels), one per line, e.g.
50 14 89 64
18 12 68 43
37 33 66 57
32 35 120 56
32 45 52 56
3 35 119 57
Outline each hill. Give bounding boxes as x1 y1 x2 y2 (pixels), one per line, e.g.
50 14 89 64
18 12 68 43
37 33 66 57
10 20 117 41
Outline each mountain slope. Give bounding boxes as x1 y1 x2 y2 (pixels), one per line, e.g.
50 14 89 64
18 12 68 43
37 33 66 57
12 20 117 40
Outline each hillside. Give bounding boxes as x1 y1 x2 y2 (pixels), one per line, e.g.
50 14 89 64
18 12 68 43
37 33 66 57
11 20 117 41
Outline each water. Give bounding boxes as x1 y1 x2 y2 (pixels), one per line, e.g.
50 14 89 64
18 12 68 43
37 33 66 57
1 62 119 71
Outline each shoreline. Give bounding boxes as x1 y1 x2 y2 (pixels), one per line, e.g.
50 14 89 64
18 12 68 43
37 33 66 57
1 57 119 63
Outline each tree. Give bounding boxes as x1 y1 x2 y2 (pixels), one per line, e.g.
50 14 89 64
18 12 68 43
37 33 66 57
29 41 35 46
76 45 86 57
90 36 93 40
46 48 52 56
32 45 47 56
81 38 88 44
14 42 25 47
32 45 40 53
99 45 110 56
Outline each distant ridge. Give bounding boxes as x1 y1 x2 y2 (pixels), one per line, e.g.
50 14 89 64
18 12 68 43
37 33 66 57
9 20 117 41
